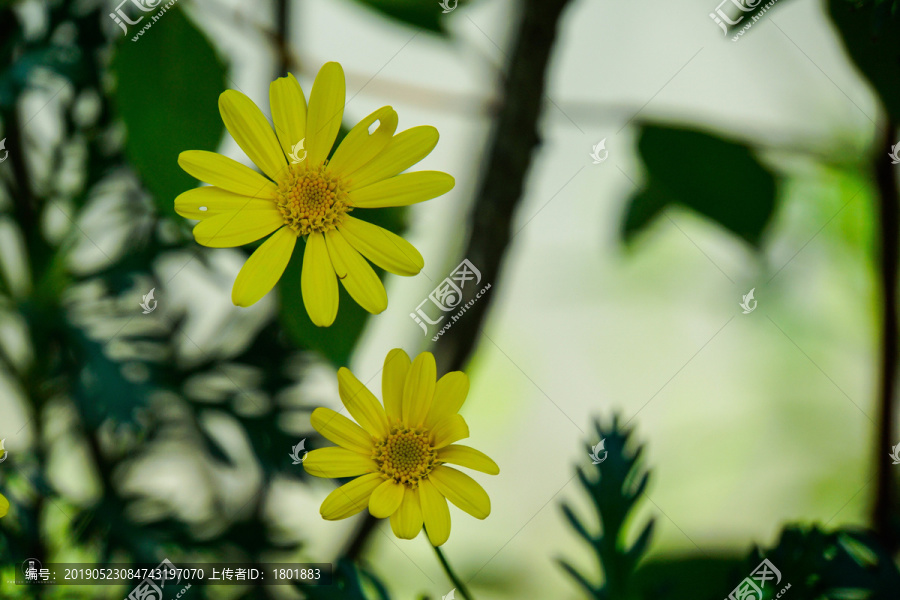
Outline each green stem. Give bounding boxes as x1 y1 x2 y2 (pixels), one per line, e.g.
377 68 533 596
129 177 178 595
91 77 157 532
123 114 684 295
432 542 475 600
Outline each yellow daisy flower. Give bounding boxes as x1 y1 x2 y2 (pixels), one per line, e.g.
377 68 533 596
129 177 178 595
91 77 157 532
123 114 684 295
175 62 455 325
0 492 8 518
304 349 499 546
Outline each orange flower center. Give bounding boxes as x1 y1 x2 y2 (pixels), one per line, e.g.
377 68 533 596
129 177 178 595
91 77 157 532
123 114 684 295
275 164 351 236
373 426 437 489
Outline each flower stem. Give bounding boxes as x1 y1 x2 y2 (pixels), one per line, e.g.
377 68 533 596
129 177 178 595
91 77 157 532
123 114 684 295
432 542 475 600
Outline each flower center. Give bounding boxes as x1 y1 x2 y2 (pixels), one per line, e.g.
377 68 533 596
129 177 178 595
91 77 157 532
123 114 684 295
275 164 351 236
373 426 437 488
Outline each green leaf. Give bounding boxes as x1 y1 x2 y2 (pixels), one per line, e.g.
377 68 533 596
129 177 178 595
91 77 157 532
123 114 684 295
829 0 900 122
623 125 778 248
636 555 744 600
348 0 462 34
111 7 226 218
278 207 408 368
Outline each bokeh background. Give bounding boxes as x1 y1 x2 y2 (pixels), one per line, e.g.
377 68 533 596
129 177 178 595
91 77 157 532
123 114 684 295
1 0 899 598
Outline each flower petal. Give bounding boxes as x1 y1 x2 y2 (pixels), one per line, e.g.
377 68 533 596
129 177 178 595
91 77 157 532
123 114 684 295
320 473 384 521
429 465 491 520
230 226 296 306
179 150 278 197
310 407 374 455
349 171 455 208
402 352 436 428
192 209 284 248
431 414 469 449
382 348 411 423
390 488 423 539
369 479 405 519
304 447 378 478
0 492 8 518
306 62 345 167
219 90 288 181
437 445 499 475
301 232 339 327
269 73 308 159
328 106 398 178
338 367 390 438
338 216 423 276
348 126 440 191
324 229 388 314
175 187 275 221
418 479 451 546
424 371 470 429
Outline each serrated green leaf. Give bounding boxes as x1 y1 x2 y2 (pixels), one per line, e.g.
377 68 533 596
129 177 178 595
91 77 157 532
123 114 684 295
111 7 226 218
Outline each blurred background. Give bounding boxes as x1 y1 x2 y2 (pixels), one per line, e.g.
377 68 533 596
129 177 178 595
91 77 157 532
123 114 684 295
1 0 899 598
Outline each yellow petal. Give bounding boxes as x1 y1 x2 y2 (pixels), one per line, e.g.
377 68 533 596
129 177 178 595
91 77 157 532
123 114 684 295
303 447 378 478
306 62 345 166
219 90 288 182
310 407 374 455
369 479 405 519
431 414 469 449
179 150 278 197
175 187 275 220
390 489 423 539
348 126 440 191
437 445 499 475
328 106 398 177
0 492 8 518
302 232 339 327
231 226 296 306
424 371 470 429
269 73 308 158
382 348 411 423
337 367 390 438
429 465 491 520
338 217 423 276
324 229 387 314
192 208 284 248
349 171 455 208
321 473 384 520
402 352 436 428
418 480 451 546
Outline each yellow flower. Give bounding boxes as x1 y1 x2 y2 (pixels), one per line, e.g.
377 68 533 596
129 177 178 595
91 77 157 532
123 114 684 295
0 492 8 518
175 62 455 325
304 349 499 546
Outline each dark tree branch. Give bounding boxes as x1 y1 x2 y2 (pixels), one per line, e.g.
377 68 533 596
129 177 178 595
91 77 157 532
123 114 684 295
342 0 575 561
874 118 899 552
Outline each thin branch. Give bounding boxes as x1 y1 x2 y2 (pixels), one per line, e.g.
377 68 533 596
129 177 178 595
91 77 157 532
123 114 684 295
874 117 899 552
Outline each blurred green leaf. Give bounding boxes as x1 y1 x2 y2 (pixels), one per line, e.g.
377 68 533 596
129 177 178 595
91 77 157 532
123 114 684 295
829 0 900 122
636 555 744 600
299 558 390 599
559 415 654 600
111 7 226 218
278 206 407 368
623 125 777 248
348 0 461 34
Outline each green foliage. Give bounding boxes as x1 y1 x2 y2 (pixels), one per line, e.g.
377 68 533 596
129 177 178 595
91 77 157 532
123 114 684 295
829 0 900 123
348 0 469 34
299 558 391 600
111 7 227 218
559 416 654 600
623 125 778 248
